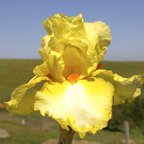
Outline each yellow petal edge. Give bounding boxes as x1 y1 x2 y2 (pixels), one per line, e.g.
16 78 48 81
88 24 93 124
6 76 49 114
93 69 142 105
34 78 114 138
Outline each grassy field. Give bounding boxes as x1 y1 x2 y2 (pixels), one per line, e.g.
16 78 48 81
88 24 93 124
0 59 144 144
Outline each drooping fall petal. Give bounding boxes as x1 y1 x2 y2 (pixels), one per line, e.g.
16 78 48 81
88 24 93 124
6 76 49 114
93 70 142 105
34 78 114 138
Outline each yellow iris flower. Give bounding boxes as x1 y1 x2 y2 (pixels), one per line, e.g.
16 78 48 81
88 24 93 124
6 14 143 138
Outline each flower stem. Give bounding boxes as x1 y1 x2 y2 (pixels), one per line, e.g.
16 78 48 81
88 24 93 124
58 126 75 144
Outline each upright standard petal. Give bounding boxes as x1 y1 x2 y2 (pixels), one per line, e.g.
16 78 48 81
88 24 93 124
34 78 114 138
43 14 88 54
62 46 91 77
6 76 49 114
43 14 97 77
93 70 142 105
39 35 51 61
84 21 112 63
33 50 65 82
43 13 86 38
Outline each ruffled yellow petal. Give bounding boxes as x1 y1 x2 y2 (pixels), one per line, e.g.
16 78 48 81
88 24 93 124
43 14 93 77
84 21 112 63
43 14 88 56
93 70 142 105
6 76 49 114
62 46 91 77
33 50 65 82
33 60 49 76
43 13 85 38
38 35 51 61
41 14 112 77
34 78 114 138
41 35 51 48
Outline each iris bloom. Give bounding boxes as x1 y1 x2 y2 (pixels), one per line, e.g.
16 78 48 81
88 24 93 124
6 14 143 138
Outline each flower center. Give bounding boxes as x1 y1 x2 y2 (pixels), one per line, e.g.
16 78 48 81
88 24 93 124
67 74 80 83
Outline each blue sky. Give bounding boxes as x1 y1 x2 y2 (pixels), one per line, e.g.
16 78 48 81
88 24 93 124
0 0 144 61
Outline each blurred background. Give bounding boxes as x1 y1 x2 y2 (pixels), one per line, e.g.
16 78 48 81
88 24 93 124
0 0 144 144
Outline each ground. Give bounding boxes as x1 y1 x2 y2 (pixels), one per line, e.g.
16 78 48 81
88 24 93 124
0 60 144 144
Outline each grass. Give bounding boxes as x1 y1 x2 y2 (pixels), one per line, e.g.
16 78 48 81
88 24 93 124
0 59 144 144
104 61 144 76
0 120 55 144
0 59 40 102
1 112 144 144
